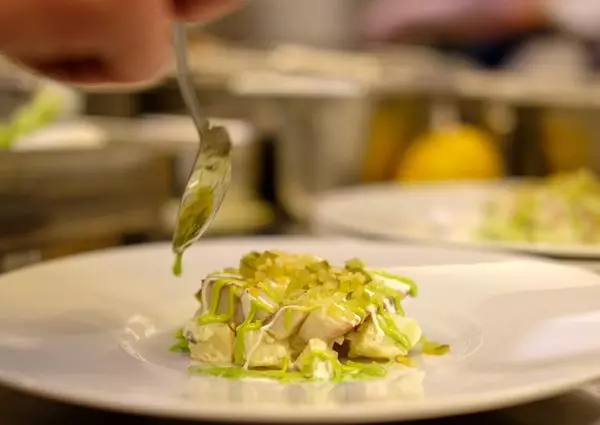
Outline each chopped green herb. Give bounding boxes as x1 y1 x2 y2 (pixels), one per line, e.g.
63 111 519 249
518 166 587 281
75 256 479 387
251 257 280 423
420 337 450 356
170 328 190 353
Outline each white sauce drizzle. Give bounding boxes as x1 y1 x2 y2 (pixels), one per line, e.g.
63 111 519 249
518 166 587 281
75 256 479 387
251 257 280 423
366 305 384 339
382 298 396 315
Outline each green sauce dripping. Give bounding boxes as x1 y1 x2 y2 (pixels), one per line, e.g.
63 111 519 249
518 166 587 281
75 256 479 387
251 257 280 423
172 252 183 277
172 185 215 277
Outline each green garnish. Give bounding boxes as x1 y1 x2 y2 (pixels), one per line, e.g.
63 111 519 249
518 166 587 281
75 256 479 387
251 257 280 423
170 328 190 354
345 258 366 270
188 360 392 383
395 356 416 368
373 270 419 297
188 364 307 383
420 337 450 356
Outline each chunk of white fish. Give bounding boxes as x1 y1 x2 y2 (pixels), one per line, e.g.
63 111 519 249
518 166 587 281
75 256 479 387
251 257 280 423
348 315 421 359
242 329 290 369
265 307 309 340
298 306 360 343
188 322 234 364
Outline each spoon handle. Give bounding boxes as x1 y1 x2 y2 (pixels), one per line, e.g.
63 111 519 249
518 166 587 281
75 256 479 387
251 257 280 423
172 23 208 134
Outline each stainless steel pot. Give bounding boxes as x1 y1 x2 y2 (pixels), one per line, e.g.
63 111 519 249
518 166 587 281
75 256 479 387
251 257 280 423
274 97 372 222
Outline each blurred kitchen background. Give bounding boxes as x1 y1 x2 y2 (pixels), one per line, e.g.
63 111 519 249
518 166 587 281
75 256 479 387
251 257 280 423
1 0 600 272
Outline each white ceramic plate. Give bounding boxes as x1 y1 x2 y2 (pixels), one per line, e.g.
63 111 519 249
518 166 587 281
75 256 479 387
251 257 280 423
313 182 600 259
1 237 600 423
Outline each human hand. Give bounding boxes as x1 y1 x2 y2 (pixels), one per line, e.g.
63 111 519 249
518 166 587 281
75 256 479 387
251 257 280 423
361 0 545 43
0 0 244 86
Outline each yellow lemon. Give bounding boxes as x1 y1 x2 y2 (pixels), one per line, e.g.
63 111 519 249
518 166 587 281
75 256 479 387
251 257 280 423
396 125 504 182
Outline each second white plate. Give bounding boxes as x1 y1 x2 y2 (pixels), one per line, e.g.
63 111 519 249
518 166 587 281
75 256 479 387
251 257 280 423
312 182 600 259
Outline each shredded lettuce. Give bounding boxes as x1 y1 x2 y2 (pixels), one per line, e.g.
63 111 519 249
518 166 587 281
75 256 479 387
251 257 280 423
0 82 65 150
479 169 600 244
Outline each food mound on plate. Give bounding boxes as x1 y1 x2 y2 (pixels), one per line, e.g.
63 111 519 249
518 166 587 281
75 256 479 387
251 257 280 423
171 250 448 382
478 169 600 245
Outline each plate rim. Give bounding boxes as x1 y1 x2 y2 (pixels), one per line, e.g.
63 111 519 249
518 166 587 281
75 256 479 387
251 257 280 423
1 237 600 423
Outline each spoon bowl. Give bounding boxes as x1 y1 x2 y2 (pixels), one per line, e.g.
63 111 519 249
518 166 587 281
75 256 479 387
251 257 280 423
171 23 232 272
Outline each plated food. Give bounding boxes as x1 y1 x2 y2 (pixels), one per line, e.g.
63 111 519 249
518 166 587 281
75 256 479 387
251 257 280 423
172 250 448 382
3 239 600 421
478 169 600 244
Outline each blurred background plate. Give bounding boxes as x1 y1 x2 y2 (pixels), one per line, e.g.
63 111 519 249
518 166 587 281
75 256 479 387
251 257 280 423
311 181 600 260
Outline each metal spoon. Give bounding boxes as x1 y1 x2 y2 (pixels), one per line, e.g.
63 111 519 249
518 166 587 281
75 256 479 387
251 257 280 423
171 23 232 275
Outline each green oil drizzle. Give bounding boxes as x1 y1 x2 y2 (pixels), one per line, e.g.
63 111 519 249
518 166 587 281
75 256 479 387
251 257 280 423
189 364 306 383
298 349 343 381
197 280 240 325
171 185 215 277
420 337 451 356
283 309 295 330
378 310 411 349
233 305 258 365
188 357 391 383
170 328 190 354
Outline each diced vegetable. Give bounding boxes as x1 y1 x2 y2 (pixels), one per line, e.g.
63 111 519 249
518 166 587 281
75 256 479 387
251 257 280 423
187 322 235 364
